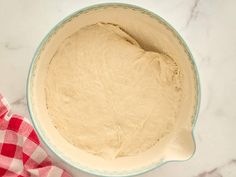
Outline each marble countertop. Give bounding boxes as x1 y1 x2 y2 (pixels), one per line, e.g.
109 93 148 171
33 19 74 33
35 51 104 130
0 0 236 176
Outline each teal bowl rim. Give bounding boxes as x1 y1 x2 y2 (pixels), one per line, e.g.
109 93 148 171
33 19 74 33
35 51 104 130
26 2 201 177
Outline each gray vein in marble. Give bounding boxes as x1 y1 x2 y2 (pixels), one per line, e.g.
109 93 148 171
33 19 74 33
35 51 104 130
11 96 26 106
196 168 222 177
185 0 200 27
201 85 212 115
231 159 236 164
0 42 22 50
213 108 226 118
197 133 202 142
195 159 236 177
200 56 211 67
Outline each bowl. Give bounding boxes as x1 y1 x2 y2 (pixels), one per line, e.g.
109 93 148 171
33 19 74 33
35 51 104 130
27 3 200 177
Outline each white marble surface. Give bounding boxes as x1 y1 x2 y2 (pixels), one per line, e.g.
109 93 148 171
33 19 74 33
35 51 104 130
0 0 236 176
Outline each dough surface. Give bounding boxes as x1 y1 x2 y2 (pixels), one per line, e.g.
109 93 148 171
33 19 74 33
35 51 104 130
45 23 182 159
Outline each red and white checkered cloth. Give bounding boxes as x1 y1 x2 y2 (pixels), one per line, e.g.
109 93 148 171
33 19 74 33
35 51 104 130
0 94 71 177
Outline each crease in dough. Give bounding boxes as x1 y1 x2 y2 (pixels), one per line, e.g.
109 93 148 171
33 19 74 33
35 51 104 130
45 23 183 159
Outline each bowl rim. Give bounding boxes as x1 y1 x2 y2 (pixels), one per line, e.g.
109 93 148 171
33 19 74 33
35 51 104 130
26 2 201 177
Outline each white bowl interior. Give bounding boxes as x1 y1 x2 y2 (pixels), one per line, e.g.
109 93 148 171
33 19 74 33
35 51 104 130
29 4 198 174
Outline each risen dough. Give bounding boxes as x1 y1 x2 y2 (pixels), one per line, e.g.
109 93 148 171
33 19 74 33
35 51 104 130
45 23 182 159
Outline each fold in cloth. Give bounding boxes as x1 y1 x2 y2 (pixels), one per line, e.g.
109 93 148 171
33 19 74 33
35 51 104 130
0 94 71 177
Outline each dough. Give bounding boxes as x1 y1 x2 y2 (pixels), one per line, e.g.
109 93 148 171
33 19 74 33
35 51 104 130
45 23 182 159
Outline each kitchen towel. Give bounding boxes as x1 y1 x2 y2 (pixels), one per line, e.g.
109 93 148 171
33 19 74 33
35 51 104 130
0 94 71 177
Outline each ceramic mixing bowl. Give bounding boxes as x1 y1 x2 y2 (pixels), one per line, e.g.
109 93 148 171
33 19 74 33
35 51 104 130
27 3 200 176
